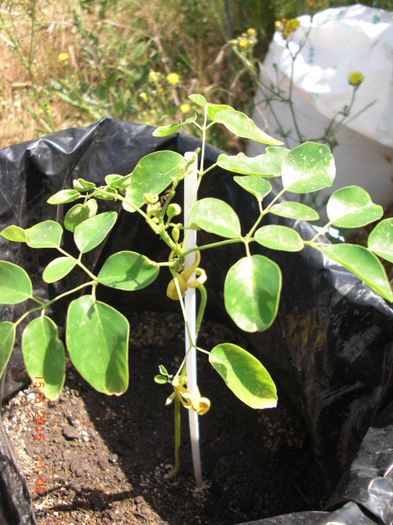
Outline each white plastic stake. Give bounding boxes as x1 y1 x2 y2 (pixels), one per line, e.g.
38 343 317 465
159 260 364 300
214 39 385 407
183 151 202 486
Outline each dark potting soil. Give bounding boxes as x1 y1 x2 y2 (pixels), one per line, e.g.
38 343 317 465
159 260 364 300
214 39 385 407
2 311 329 525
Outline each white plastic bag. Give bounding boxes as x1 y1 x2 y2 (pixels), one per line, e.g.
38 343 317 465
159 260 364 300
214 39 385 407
248 4 393 206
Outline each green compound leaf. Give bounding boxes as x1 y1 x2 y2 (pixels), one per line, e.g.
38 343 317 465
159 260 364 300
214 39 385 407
98 251 159 291
66 295 129 395
47 189 81 205
255 225 304 252
190 198 241 238
74 211 117 254
0 261 32 304
327 186 383 228
0 322 16 378
269 202 319 221
368 218 393 264
43 257 76 283
224 255 282 332
282 142 335 194
209 343 277 409
25 220 63 248
214 109 283 146
153 115 197 137
1 225 26 242
122 151 186 212
233 176 272 201
22 316 65 400
318 243 393 302
218 147 289 177
64 200 98 232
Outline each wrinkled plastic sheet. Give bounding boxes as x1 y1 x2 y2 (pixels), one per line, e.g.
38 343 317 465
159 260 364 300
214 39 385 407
0 118 392 524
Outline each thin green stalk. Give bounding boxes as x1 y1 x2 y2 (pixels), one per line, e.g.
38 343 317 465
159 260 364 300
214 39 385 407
57 247 97 281
182 237 242 256
170 269 195 383
310 220 333 243
14 281 94 328
167 395 181 479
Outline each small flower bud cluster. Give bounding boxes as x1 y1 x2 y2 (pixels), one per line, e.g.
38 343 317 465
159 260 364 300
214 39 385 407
275 18 300 39
234 28 257 51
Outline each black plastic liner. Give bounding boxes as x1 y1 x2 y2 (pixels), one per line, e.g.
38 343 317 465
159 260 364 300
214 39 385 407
0 118 392 524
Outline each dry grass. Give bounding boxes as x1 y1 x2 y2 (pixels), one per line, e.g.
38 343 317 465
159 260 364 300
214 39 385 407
0 0 231 149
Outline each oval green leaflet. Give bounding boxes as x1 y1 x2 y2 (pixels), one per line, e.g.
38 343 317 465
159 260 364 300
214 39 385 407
0 225 26 242
368 218 393 264
282 142 335 193
214 109 282 145
64 199 98 232
224 255 282 332
66 295 129 395
218 147 289 177
73 178 96 191
122 151 186 212
255 225 304 252
43 257 77 283
209 343 277 409
26 220 63 248
190 198 241 239
97 251 159 291
326 186 383 228
0 261 32 304
22 316 65 400
233 176 272 201
47 189 81 204
269 202 319 221
74 211 117 253
317 243 393 302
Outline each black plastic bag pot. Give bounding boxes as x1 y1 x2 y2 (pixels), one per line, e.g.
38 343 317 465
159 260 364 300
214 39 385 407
0 119 392 524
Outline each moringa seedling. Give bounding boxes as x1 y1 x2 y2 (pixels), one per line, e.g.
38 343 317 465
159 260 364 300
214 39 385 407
0 95 392 486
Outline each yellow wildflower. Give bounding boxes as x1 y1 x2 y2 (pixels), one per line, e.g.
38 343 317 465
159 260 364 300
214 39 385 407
238 37 248 48
148 71 160 84
348 71 364 87
247 28 256 38
166 72 181 86
282 18 300 38
180 103 190 114
58 52 69 62
139 92 148 102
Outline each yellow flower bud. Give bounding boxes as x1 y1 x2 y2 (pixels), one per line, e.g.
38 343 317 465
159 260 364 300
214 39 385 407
238 37 248 48
348 71 364 87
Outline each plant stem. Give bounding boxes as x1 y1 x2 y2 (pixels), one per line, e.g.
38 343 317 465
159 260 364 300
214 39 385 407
57 247 97 281
15 281 94 328
182 237 242 256
167 396 181 479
